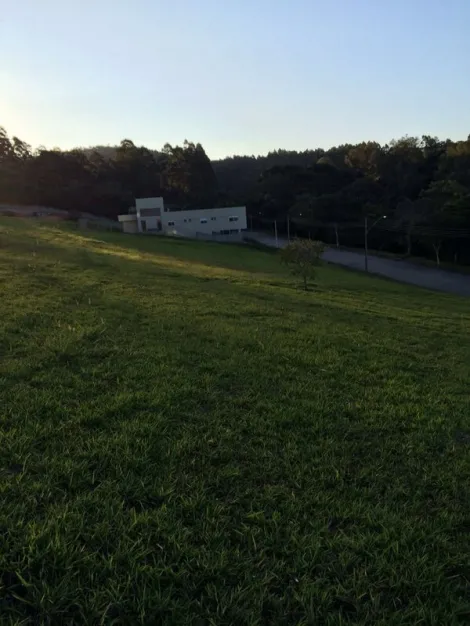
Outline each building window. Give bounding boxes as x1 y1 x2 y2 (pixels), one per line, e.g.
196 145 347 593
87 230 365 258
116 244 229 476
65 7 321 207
221 229 230 235
200 218 207 224
229 216 239 222
211 217 216 221
168 221 175 226
229 229 239 234
188 218 192 222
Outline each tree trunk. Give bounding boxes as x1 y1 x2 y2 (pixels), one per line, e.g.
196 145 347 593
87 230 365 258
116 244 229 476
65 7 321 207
432 241 442 266
334 223 340 248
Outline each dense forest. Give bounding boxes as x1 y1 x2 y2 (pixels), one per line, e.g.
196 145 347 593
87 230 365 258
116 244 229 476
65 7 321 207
1 125 470 265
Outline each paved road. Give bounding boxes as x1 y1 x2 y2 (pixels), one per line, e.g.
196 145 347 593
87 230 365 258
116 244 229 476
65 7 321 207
249 233 470 297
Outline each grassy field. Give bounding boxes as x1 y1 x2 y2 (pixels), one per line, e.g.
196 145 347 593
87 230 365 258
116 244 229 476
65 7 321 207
0 219 469 625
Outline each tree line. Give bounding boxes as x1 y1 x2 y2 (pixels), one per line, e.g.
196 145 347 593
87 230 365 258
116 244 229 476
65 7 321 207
215 137 470 266
0 130 218 218
1 125 470 265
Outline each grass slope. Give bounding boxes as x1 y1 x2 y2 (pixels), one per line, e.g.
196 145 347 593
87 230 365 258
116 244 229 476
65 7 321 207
0 219 469 625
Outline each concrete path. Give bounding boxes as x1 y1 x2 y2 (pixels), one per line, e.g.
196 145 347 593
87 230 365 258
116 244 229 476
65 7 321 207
249 232 470 297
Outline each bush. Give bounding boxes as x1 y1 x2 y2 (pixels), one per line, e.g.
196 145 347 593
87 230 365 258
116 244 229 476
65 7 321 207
280 239 325 290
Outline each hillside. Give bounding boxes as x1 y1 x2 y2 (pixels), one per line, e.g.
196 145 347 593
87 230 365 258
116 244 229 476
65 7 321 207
0 219 469 624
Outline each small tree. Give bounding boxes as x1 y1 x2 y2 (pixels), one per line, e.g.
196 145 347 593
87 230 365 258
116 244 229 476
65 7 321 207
280 239 324 290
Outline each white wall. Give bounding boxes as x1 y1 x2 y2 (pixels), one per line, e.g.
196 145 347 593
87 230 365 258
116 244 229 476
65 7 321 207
162 206 247 236
118 214 137 222
122 220 138 234
136 197 164 211
135 198 164 232
120 199 247 239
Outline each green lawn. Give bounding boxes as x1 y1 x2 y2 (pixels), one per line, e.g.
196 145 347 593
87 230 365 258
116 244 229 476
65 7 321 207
1 218 469 625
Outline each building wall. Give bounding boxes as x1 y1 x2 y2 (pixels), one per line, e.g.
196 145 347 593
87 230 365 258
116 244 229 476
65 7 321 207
162 206 247 236
135 198 164 232
195 231 244 243
122 220 138 234
140 208 161 217
136 197 164 211
119 199 247 239
139 216 161 232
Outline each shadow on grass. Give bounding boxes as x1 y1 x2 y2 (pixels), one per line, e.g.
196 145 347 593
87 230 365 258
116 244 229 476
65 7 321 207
2 219 469 335
2 221 470 623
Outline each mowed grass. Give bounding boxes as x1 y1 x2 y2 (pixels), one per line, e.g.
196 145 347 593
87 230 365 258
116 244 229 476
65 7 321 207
0 218 469 625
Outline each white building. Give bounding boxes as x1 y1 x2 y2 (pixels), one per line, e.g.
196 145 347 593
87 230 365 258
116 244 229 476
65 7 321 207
118 197 247 239
118 197 165 234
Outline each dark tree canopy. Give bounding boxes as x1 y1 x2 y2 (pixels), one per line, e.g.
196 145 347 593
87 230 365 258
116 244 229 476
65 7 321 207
1 125 470 265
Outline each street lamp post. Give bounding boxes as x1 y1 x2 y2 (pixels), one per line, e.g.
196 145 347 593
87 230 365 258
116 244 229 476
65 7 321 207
364 214 387 272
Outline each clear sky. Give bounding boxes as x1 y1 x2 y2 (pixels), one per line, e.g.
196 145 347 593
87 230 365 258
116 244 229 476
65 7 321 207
1 0 469 159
